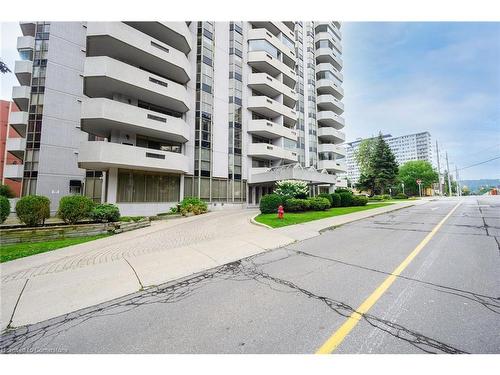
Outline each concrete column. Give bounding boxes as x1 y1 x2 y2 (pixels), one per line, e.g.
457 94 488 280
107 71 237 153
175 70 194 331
107 168 118 204
179 174 185 201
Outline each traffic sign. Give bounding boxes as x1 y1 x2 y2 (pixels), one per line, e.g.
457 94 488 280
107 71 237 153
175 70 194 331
416 179 422 185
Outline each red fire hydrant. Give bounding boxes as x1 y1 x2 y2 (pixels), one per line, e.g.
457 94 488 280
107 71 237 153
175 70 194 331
277 205 284 220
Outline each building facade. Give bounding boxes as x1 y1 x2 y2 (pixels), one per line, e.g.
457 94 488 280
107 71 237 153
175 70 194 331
8 21 346 215
346 132 433 184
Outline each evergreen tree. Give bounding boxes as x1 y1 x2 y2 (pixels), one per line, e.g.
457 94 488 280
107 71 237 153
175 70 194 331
372 133 399 195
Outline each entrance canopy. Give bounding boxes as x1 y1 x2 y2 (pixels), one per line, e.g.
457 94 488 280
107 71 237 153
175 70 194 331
250 163 337 185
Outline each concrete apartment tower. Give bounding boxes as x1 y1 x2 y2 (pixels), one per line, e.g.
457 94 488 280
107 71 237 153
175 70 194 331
346 132 433 185
7 22 346 215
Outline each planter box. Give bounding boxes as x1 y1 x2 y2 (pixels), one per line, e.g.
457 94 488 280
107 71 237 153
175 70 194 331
0 219 151 244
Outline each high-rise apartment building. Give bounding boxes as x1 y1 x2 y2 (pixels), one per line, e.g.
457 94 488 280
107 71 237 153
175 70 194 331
346 132 433 184
8 21 346 215
1 100 23 197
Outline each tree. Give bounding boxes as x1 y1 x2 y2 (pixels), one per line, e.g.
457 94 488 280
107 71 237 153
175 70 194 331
461 186 471 196
398 161 439 196
371 134 399 194
355 138 377 194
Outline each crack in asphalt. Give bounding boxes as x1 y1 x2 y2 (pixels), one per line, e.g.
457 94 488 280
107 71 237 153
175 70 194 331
0 253 469 354
476 200 500 255
283 248 500 315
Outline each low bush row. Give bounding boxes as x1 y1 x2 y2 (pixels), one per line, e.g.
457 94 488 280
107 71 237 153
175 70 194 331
259 189 368 214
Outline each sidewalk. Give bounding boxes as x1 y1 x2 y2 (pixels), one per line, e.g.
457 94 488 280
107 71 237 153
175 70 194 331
0 199 427 331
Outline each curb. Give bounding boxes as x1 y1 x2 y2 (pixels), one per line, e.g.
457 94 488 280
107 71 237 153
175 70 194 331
249 214 273 229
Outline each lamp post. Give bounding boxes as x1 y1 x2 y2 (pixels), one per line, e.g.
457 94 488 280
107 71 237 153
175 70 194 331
401 182 405 195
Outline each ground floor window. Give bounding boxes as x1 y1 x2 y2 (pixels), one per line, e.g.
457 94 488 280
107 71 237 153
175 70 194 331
117 169 180 203
184 176 246 202
85 171 103 203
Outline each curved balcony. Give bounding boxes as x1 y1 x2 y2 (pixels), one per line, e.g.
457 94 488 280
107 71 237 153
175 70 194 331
250 22 295 42
248 51 297 89
14 60 33 86
6 137 26 159
283 22 295 31
17 35 34 52
317 127 345 143
315 32 342 54
318 160 347 173
316 47 343 71
12 86 31 112
247 119 297 141
316 62 343 83
247 143 297 163
316 79 343 100
78 141 189 173
84 56 189 113
317 110 345 129
317 93 344 114
86 22 191 84
248 72 297 108
123 22 192 55
248 28 296 66
318 143 346 157
247 96 297 127
9 111 29 137
81 98 189 143
4 164 24 180
20 22 36 37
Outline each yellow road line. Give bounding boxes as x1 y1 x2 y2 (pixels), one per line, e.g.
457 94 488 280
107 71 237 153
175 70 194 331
315 202 461 354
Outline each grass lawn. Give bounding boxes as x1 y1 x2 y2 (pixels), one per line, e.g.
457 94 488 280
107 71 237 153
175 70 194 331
0 234 111 263
255 203 394 228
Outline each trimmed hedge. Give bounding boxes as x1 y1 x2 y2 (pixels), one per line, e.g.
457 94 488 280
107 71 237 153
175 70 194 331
57 195 95 224
335 188 352 194
259 194 283 214
308 197 330 211
330 193 341 207
0 184 15 198
339 192 353 207
179 197 208 216
16 195 51 226
90 203 120 223
0 196 10 223
318 193 333 207
370 194 392 201
284 198 310 212
351 195 368 206
394 193 408 199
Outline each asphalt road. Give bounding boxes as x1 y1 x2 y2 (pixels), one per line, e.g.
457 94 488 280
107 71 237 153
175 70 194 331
1 196 499 354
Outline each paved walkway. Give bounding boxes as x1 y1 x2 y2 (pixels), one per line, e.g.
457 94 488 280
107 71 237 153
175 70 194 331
1 200 427 330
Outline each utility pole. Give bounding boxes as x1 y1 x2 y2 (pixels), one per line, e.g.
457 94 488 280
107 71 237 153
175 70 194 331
446 152 452 196
436 141 443 196
455 165 461 197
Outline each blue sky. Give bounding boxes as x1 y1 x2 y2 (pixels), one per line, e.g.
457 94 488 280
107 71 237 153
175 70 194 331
1 22 499 179
341 22 500 180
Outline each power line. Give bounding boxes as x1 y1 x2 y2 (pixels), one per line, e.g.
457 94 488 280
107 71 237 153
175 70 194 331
458 155 500 171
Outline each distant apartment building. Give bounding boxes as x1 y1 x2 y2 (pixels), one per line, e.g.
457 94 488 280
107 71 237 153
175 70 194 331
1 100 23 197
346 132 433 184
8 21 346 214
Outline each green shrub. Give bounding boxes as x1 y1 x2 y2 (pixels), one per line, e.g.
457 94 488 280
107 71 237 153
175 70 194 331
284 198 310 212
308 197 330 211
90 203 120 223
0 196 10 223
274 180 309 199
370 195 388 201
351 195 368 206
179 197 208 216
259 193 283 214
0 184 15 198
16 195 50 226
120 216 145 222
330 193 341 207
335 188 352 194
394 193 408 199
318 193 333 207
57 195 95 224
339 192 353 207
